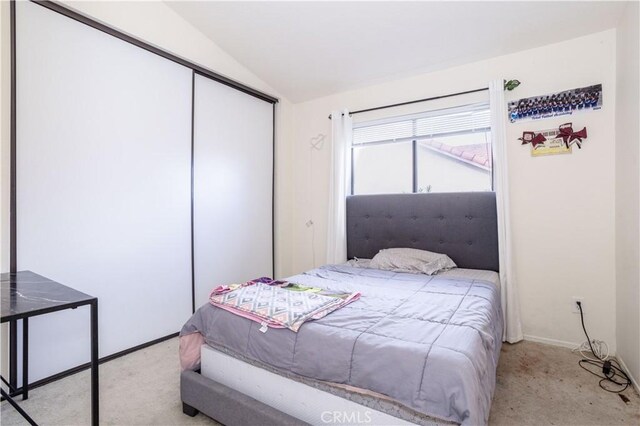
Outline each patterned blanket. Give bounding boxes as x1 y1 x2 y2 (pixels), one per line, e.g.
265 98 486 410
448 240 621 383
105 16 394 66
209 277 360 332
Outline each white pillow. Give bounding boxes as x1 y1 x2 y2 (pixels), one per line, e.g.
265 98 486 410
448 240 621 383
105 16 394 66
369 248 456 275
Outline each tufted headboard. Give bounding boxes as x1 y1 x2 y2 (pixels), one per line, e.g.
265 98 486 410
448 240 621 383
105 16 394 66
346 192 499 272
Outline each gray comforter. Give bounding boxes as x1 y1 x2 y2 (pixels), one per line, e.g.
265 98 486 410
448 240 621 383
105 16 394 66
180 265 503 425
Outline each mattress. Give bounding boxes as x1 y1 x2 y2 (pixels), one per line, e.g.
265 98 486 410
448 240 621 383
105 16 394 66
181 265 503 425
200 343 425 425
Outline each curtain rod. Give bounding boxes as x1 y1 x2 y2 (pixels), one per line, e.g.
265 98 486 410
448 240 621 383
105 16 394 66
327 87 489 120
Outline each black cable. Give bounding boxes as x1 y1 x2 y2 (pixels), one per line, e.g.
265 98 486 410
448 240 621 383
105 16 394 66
579 359 630 393
576 301 631 393
577 302 601 360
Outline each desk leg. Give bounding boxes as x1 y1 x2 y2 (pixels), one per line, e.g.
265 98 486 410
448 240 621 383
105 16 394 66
90 300 99 426
9 320 17 391
1 388 37 426
22 317 28 400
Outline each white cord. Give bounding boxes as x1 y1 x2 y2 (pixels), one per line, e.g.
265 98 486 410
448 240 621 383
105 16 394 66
307 134 325 267
573 339 610 362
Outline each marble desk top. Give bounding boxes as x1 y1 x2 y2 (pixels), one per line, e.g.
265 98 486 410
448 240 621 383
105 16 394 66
1 271 96 322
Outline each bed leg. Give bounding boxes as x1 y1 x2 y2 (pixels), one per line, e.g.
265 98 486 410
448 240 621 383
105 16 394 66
182 402 199 417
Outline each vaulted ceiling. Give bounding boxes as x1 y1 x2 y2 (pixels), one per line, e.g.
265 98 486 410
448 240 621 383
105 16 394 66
166 1 627 103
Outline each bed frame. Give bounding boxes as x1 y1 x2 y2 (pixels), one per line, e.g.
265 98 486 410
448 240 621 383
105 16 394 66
181 192 499 425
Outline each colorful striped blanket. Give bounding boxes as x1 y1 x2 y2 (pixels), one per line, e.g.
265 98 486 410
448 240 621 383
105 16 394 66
209 277 360 332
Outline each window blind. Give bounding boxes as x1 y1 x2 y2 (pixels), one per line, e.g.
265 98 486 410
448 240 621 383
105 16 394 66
353 102 490 145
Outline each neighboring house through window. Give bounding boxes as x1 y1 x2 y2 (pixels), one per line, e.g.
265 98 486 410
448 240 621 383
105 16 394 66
352 102 492 194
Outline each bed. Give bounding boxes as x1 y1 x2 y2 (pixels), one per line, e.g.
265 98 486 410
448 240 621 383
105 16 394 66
180 192 502 425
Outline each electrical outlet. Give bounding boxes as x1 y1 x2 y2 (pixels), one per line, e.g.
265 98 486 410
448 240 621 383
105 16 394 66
572 297 584 314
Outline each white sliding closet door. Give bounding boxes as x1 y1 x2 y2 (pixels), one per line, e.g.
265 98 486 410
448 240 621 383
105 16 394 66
16 1 193 382
193 75 274 307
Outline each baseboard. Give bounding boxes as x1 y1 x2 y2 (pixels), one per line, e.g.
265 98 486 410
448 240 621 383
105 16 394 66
18 332 178 393
523 334 579 349
616 355 640 394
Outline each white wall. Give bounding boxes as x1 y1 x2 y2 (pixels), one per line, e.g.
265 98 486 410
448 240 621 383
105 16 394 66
615 1 640 388
291 30 618 349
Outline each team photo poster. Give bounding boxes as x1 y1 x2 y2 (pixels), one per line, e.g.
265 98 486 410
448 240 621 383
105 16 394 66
508 84 602 123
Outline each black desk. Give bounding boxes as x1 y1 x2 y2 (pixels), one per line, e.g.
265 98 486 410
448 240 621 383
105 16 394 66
1 271 99 426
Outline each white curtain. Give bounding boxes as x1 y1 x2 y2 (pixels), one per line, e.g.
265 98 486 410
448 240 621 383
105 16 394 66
326 109 353 264
489 79 524 343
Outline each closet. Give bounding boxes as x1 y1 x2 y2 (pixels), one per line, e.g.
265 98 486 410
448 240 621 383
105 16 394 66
193 75 274 306
13 1 275 384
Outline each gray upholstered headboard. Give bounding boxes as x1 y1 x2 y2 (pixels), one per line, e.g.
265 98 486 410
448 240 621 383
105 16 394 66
346 192 499 272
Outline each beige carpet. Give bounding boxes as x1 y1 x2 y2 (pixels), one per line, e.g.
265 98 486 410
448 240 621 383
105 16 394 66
1 338 638 425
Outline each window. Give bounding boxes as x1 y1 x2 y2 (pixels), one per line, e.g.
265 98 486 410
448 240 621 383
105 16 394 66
352 103 492 195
